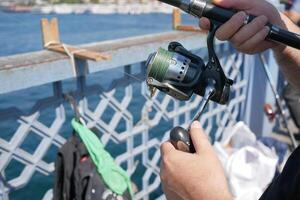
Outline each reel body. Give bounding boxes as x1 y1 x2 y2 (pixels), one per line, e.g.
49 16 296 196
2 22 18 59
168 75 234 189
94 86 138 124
145 23 233 152
146 43 205 101
146 31 233 105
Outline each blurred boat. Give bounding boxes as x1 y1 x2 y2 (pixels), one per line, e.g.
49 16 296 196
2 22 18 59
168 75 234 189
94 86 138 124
1 5 32 13
32 5 53 14
4 2 172 15
89 4 117 14
53 4 73 14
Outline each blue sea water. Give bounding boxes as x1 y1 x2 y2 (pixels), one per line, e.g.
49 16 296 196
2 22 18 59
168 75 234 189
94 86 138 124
0 11 196 56
0 11 197 199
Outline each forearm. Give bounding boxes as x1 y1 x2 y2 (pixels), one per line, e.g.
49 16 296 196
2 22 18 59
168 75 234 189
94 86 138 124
162 183 184 200
273 14 300 89
183 175 233 200
186 186 233 200
275 46 300 89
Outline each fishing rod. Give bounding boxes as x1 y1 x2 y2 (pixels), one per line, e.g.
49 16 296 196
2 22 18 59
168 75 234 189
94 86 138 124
259 54 297 150
159 0 300 50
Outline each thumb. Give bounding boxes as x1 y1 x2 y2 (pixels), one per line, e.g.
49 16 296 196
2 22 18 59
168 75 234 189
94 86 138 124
213 0 250 10
189 121 211 153
160 141 176 157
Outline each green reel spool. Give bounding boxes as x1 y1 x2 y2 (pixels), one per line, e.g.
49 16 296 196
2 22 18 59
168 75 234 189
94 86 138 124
146 48 174 82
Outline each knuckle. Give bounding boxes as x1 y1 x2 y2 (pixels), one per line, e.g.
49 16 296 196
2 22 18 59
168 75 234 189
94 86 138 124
215 31 226 41
216 12 246 41
245 49 255 54
241 46 253 53
235 45 243 53
160 142 168 152
230 35 243 46
237 45 254 54
161 154 171 167
259 28 269 40
234 11 247 22
261 15 268 23
256 15 268 27
199 18 210 30
160 169 166 181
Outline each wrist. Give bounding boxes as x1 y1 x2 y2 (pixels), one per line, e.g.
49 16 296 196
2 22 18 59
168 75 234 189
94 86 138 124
222 191 234 200
185 187 233 200
272 43 287 57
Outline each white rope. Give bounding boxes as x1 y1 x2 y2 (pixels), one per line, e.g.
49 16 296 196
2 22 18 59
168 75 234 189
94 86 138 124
61 44 86 77
44 40 60 48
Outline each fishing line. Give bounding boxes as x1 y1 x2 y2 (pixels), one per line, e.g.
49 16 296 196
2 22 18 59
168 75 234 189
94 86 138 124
118 69 145 83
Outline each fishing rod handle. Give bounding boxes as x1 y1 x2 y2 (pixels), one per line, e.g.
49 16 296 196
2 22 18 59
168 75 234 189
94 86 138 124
170 126 196 153
202 3 300 49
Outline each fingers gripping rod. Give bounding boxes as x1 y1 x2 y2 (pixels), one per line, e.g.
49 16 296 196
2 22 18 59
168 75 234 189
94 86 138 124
159 0 300 49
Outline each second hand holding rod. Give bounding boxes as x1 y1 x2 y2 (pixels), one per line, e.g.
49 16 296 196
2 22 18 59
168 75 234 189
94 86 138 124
159 0 300 50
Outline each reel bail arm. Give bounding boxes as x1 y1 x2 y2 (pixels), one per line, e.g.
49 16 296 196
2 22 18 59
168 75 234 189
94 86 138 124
170 21 232 153
170 83 216 153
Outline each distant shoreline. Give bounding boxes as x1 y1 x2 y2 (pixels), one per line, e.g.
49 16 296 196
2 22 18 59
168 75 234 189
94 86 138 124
0 3 173 14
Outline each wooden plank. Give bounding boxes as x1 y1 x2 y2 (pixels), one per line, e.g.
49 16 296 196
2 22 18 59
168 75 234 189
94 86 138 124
47 45 111 61
176 25 203 32
41 18 60 47
0 31 203 70
172 9 203 32
41 18 110 61
172 9 181 30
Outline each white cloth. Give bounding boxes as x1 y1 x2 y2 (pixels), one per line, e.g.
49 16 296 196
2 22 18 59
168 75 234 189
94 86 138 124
214 122 278 200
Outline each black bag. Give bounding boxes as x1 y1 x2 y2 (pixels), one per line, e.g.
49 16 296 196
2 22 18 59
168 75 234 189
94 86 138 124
53 134 131 200
259 146 300 200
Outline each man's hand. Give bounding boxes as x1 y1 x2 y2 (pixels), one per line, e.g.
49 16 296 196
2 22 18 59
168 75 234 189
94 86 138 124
198 0 300 88
160 121 232 200
199 0 285 54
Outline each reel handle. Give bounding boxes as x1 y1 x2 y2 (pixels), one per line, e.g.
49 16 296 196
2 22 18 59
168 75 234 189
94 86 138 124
170 126 195 153
170 86 214 153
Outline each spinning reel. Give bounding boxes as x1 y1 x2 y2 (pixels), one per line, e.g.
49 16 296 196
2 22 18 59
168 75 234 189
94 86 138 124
145 23 233 153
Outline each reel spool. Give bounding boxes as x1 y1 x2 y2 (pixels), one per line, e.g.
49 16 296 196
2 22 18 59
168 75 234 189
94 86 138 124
146 45 204 101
